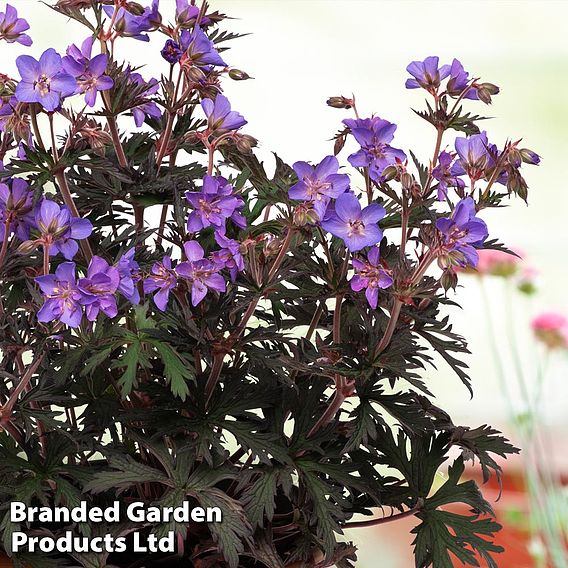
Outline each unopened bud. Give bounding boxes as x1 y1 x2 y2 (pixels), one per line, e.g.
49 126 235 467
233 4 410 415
17 240 38 255
126 2 145 16
184 131 200 145
182 64 206 83
441 269 458 292
228 69 252 81
476 83 499 105
326 96 353 109
381 165 398 182
400 172 414 190
520 148 541 165
507 148 522 168
235 134 257 153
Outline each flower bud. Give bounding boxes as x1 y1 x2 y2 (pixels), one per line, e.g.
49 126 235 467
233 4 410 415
183 64 207 83
381 165 398 182
476 83 499 105
520 148 541 165
228 69 252 81
184 131 201 145
293 203 319 227
440 269 458 291
400 172 414 190
326 96 353 109
235 134 257 153
126 2 145 16
507 148 522 168
17 239 38 255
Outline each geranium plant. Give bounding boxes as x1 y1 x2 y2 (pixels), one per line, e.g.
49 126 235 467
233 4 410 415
0 2 541 567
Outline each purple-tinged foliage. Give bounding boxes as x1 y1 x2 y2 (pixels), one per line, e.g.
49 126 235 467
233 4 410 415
436 197 488 267
143 256 177 311
34 199 92 260
0 177 35 241
343 117 406 182
289 155 349 220
186 175 245 233
0 3 31 46
15 48 76 111
36 262 83 327
62 37 113 107
78 256 120 321
176 240 226 306
351 247 393 309
321 192 385 252
201 94 246 133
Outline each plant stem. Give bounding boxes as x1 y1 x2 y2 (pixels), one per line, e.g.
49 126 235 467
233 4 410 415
343 500 423 528
0 221 11 272
204 229 295 405
374 298 402 357
54 171 93 262
42 245 50 275
106 114 128 168
0 353 45 421
30 106 46 151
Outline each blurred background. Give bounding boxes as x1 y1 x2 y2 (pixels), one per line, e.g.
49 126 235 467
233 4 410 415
4 1 567 565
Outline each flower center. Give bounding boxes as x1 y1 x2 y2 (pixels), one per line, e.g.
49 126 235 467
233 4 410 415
304 177 331 199
347 219 365 237
35 74 51 97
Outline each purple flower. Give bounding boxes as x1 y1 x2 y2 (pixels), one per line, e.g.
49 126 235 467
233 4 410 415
176 241 226 306
161 39 183 64
321 192 385 252
143 256 177 311
343 117 406 182
0 178 35 241
431 151 466 200
128 72 162 127
351 247 393 309
15 48 77 112
62 37 113 107
182 26 226 67
289 155 350 220
102 1 159 42
0 4 31 46
211 233 244 282
201 94 246 133
405 56 450 92
176 0 210 26
35 199 92 260
116 248 140 304
36 262 83 328
436 197 488 267
78 256 120 321
453 132 490 181
446 59 478 99
186 175 245 233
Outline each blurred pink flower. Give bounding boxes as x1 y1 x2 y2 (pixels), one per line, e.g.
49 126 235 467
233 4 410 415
475 248 521 277
531 312 568 349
